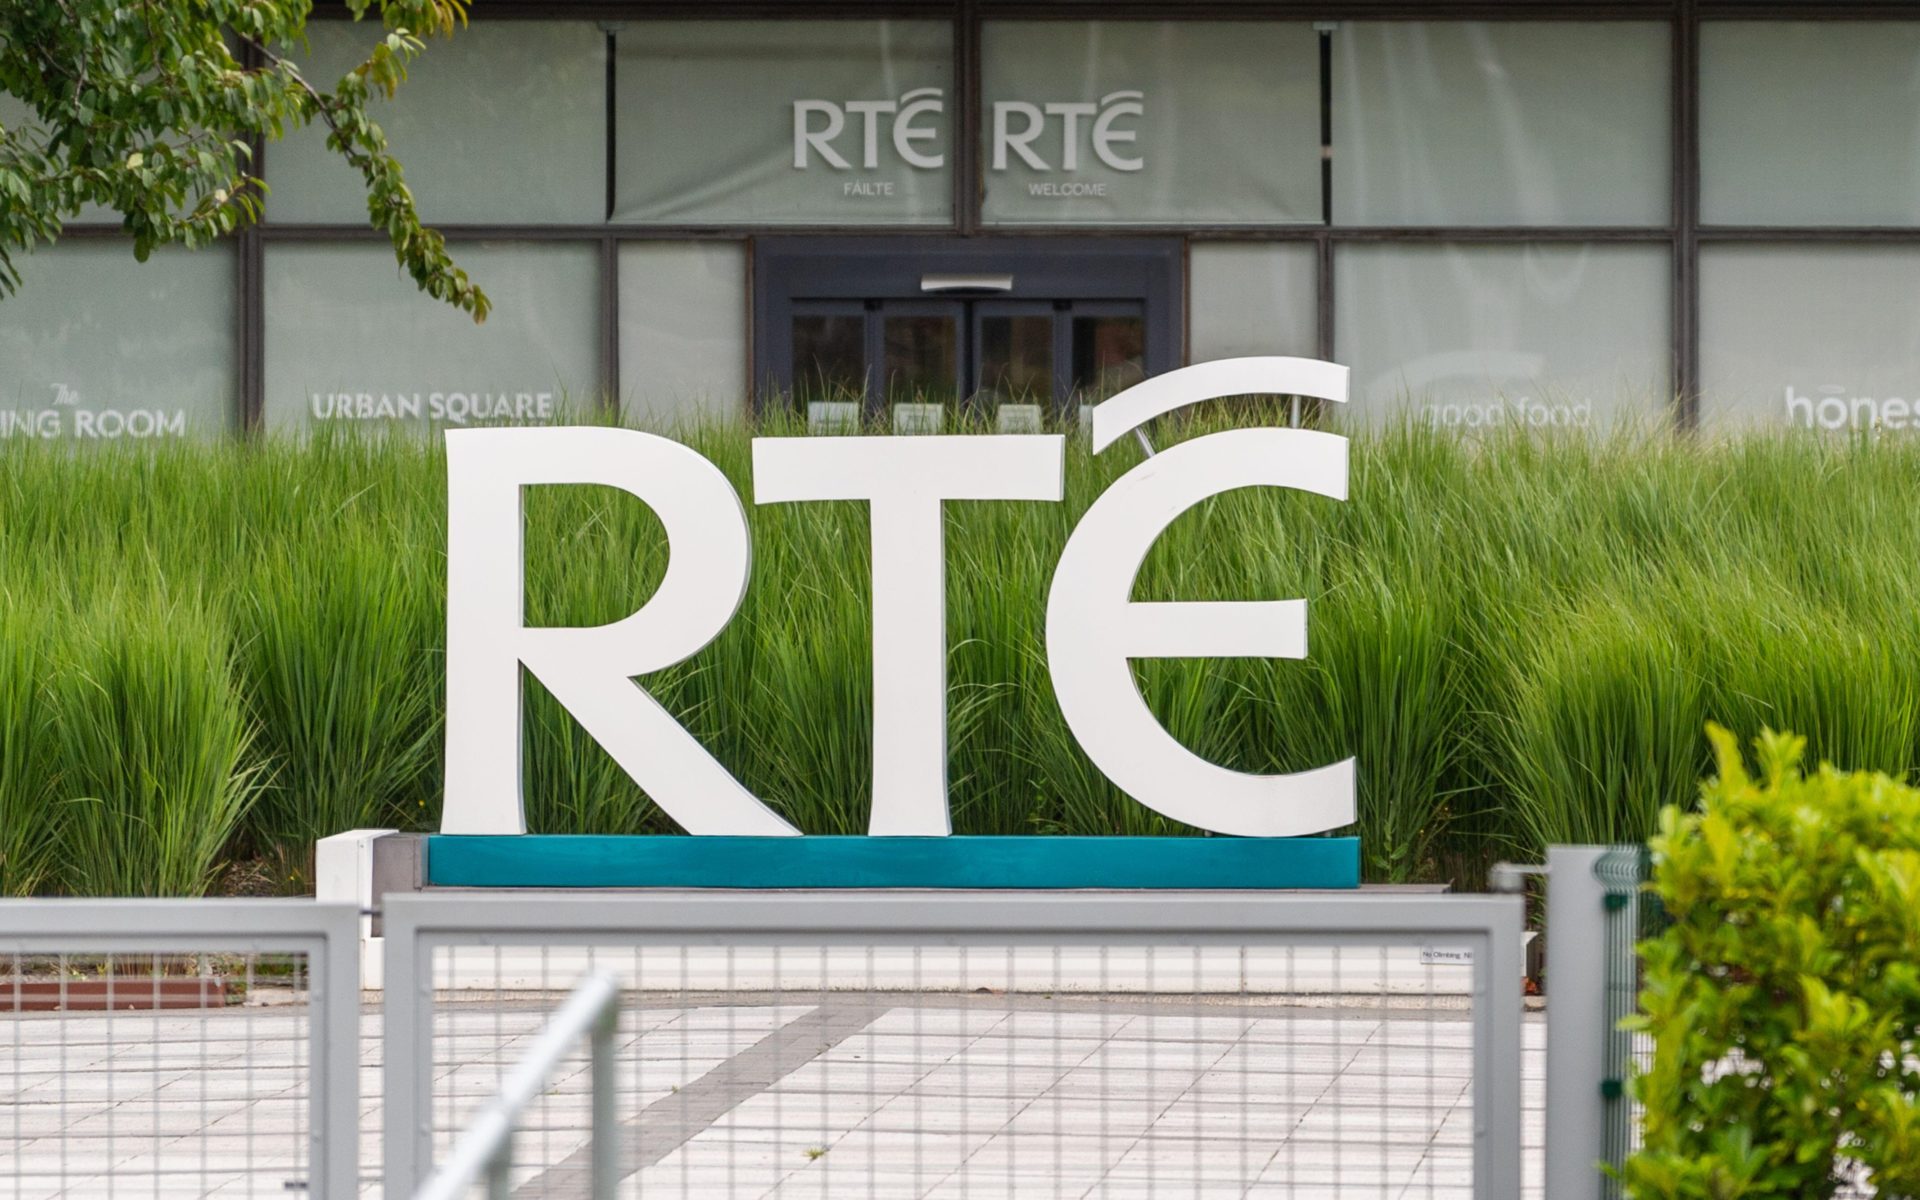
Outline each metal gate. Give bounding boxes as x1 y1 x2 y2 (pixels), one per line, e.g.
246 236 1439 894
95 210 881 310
383 890 1525 1199
0 900 361 1199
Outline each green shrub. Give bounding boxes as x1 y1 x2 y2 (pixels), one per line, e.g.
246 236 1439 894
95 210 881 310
1624 725 1920 1198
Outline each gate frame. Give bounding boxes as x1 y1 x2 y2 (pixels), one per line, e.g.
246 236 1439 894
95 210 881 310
1545 844 1654 1199
382 889 1524 1198
0 899 362 1200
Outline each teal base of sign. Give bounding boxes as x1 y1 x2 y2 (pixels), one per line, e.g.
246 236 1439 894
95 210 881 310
424 835 1361 890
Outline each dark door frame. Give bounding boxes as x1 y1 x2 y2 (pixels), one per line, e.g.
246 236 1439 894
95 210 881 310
753 236 1182 415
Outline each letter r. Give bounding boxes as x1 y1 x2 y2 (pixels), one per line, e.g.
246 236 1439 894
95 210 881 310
793 101 850 170
992 102 1049 171
443 427 798 836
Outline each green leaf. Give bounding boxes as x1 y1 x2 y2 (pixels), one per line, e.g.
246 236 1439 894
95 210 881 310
0 0 485 318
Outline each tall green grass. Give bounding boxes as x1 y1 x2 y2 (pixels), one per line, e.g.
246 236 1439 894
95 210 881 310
46 592 259 895
3 417 1920 893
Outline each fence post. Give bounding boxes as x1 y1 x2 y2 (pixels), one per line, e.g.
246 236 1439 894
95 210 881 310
383 895 430 1199
1545 845 1613 1200
312 902 365 1200
1481 893 1527 1199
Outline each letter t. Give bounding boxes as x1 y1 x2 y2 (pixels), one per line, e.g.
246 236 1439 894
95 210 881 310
753 435 1064 835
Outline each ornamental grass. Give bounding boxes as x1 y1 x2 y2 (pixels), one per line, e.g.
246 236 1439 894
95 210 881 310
2 416 1916 894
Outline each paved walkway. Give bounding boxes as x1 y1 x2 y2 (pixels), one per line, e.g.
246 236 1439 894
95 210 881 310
3 994 1544 1200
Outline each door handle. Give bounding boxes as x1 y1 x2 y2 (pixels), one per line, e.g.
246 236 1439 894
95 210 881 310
920 273 1014 294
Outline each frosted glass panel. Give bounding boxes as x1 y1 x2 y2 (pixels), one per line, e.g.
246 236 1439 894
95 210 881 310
1700 246 1920 432
0 242 234 438
263 241 601 431
266 21 606 224
614 21 952 225
1335 244 1670 428
1333 22 1669 226
1189 243 1318 361
980 22 1320 226
618 242 747 427
1701 23 1920 226
0 93 34 135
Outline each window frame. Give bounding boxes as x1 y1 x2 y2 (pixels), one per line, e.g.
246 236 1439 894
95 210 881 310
754 234 1181 419
39 0 1920 434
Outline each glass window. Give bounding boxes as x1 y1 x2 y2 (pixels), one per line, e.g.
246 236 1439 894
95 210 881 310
882 310 960 406
0 242 234 438
262 241 601 432
1700 245 1920 432
977 312 1053 406
1189 243 1319 361
979 21 1320 227
1332 22 1670 227
617 242 747 428
613 21 952 226
266 21 607 224
1070 310 1147 403
790 310 868 407
1335 244 1670 429
1701 23 1920 226
0 93 36 135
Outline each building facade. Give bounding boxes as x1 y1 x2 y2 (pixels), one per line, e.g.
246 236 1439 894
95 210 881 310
4 1 1919 439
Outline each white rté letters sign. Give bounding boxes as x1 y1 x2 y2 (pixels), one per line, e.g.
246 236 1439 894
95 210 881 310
991 91 1144 173
790 89 1148 176
442 357 1354 839
793 89 946 170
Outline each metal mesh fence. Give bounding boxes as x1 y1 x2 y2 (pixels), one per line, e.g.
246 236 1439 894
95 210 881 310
358 1003 384 1199
0 950 313 1200
0 901 358 1200
420 942 1491 1199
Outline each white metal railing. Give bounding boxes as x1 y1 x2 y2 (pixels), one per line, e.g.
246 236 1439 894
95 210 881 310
383 891 1527 1198
412 970 622 1200
0 900 361 1200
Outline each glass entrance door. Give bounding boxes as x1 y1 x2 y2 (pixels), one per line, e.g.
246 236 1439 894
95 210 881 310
973 301 1148 429
789 298 1146 432
757 237 1179 431
790 300 964 429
